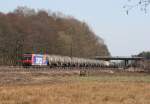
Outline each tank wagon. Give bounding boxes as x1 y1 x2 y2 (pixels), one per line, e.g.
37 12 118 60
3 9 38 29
21 53 109 68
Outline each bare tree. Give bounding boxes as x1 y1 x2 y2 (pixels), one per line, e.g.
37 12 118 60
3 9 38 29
124 0 150 14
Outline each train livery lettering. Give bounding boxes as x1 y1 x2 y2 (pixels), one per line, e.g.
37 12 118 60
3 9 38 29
32 54 47 65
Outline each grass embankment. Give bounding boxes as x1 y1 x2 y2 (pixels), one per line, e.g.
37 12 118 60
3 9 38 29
0 74 150 104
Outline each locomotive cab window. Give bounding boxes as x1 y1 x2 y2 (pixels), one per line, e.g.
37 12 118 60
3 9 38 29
23 56 32 60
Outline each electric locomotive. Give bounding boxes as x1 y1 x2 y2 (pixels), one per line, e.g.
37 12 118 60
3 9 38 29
21 54 48 66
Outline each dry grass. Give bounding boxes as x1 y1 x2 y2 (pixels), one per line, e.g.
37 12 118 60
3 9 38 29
0 75 150 104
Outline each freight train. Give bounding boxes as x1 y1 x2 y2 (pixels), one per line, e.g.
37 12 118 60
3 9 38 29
21 53 110 68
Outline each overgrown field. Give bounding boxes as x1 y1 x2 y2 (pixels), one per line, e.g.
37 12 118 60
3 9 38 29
0 71 150 104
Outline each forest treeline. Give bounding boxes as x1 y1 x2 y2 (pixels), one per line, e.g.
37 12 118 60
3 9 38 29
137 51 150 59
0 7 110 65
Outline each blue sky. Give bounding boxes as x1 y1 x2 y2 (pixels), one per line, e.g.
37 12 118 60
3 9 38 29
0 0 150 56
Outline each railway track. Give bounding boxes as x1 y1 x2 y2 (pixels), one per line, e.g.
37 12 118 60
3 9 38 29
0 66 146 73
0 66 109 72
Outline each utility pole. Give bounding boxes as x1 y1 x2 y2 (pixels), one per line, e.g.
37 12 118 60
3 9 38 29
16 39 23 66
70 27 73 59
